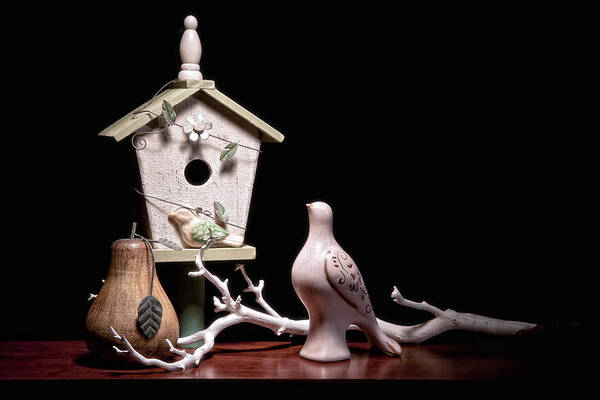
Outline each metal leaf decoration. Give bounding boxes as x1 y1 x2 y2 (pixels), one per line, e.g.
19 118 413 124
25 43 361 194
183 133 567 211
214 201 229 223
155 238 182 251
137 295 163 339
162 100 177 125
220 142 239 161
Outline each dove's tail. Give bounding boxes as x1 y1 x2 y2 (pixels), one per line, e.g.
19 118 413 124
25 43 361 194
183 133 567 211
362 324 402 357
220 233 244 247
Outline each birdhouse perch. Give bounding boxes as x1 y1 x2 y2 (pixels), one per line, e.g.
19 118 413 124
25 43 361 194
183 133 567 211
99 15 285 263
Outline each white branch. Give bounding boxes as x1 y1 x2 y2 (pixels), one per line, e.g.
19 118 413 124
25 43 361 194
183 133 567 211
88 280 105 302
112 239 539 371
111 326 197 371
391 286 446 317
383 287 538 343
188 235 218 276
166 339 189 358
236 264 281 318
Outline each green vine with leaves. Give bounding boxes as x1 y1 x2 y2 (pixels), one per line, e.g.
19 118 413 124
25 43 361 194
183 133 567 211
131 100 259 160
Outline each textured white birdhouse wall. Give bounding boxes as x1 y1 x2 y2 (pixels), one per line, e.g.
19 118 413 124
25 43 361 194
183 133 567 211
135 93 261 248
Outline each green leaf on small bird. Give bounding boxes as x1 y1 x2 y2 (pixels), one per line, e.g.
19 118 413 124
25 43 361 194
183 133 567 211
191 220 229 244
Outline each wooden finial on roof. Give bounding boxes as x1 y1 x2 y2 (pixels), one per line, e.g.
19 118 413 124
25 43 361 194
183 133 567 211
178 15 203 80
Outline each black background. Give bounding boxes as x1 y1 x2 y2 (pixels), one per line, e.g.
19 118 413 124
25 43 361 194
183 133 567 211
1 2 596 345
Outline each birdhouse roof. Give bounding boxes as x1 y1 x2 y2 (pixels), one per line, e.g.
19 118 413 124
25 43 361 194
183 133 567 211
98 80 285 143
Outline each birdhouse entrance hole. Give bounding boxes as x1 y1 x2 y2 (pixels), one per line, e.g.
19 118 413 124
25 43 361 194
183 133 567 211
184 159 212 186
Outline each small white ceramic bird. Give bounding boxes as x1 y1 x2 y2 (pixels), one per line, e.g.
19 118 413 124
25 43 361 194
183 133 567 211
291 201 402 362
168 207 244 248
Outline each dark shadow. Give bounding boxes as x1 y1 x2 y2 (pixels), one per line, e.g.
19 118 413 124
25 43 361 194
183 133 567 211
208 341 295 355
219 158 237 174
75 352 157 371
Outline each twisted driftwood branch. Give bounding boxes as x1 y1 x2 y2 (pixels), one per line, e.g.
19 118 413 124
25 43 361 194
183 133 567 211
111 246 538 371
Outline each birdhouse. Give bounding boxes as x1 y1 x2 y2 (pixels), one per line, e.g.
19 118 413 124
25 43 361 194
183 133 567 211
99 16 284 263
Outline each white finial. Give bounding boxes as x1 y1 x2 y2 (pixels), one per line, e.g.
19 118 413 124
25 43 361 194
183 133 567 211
178 15 203 80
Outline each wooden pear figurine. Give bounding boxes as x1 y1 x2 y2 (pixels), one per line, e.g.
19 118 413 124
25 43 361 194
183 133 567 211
291 201 402 362
85 239 179 362
168 207 244 247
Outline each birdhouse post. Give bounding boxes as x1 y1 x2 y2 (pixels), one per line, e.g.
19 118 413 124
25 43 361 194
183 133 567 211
98 16 284 337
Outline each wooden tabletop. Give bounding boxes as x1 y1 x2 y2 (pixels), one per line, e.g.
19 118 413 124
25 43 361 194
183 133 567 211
0 340 582 380
0 340 591 396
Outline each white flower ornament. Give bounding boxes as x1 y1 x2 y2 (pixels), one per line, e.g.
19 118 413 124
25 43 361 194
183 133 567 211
183 112 213 141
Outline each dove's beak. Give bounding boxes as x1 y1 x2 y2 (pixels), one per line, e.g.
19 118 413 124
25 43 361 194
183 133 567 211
306 203 313 209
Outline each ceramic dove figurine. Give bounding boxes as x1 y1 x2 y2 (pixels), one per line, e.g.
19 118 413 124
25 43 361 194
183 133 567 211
291 201 402 362
168 207 243 248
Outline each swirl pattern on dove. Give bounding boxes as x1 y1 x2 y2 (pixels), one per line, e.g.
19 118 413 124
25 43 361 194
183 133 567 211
325 251 373 314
